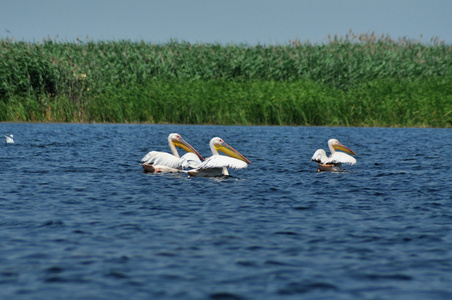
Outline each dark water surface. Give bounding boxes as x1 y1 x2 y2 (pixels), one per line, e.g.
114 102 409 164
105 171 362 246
1 123 451 299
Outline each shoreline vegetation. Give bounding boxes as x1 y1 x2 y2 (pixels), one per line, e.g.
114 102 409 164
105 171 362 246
1 32 451 127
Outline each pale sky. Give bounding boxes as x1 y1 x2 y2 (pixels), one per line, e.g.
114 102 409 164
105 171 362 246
1 0 451 45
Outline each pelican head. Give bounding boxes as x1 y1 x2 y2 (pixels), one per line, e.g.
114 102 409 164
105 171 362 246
210 137 252 164
169 133 204 161
328 139 357 156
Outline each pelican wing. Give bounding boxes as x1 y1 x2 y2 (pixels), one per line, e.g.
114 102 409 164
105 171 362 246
326 152 356 165
180 152 203 169
311 149 328 164
141 151 156 163
196 155 249 170
141 151 184 169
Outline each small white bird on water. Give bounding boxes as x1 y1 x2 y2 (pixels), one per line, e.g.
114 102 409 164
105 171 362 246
5 134 14 144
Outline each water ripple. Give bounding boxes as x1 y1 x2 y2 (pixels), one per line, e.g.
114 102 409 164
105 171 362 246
0 123 451 299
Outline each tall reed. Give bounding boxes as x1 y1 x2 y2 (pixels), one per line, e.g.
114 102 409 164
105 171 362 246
1 32 451 126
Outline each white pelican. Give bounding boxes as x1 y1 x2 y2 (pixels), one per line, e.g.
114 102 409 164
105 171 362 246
311 139 357 172
186 137 251 177
5 134 14 144
141 133 204 173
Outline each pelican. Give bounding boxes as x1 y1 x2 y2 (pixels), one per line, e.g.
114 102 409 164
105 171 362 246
311 139 357 172
5 134 14 144
186 137 251 177
141 133 204 173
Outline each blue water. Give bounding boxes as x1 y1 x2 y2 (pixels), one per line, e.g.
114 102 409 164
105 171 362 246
1 123 451 299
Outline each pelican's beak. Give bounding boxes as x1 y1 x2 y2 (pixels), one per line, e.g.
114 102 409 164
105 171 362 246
333 143 357 156
173 139 205 161
216 141 252 164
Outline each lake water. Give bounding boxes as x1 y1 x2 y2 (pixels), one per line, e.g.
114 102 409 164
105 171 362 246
1 123 451 299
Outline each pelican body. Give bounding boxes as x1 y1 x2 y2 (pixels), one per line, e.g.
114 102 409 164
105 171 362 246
187 137 251 177
311 139 357 172
5 134 14 144
141 133 204 173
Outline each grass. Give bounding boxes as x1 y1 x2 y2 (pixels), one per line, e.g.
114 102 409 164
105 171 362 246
1 32 451 127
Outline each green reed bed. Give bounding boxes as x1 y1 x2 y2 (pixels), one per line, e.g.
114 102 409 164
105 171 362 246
1 33 451 127
3 78 448 127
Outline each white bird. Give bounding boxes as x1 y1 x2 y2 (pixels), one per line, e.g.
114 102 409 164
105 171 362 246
186 137 251 177
141 133 204 173
5 134 14 144
311 139 357 172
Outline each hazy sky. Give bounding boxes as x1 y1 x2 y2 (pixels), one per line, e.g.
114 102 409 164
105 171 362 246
1 0 451 45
